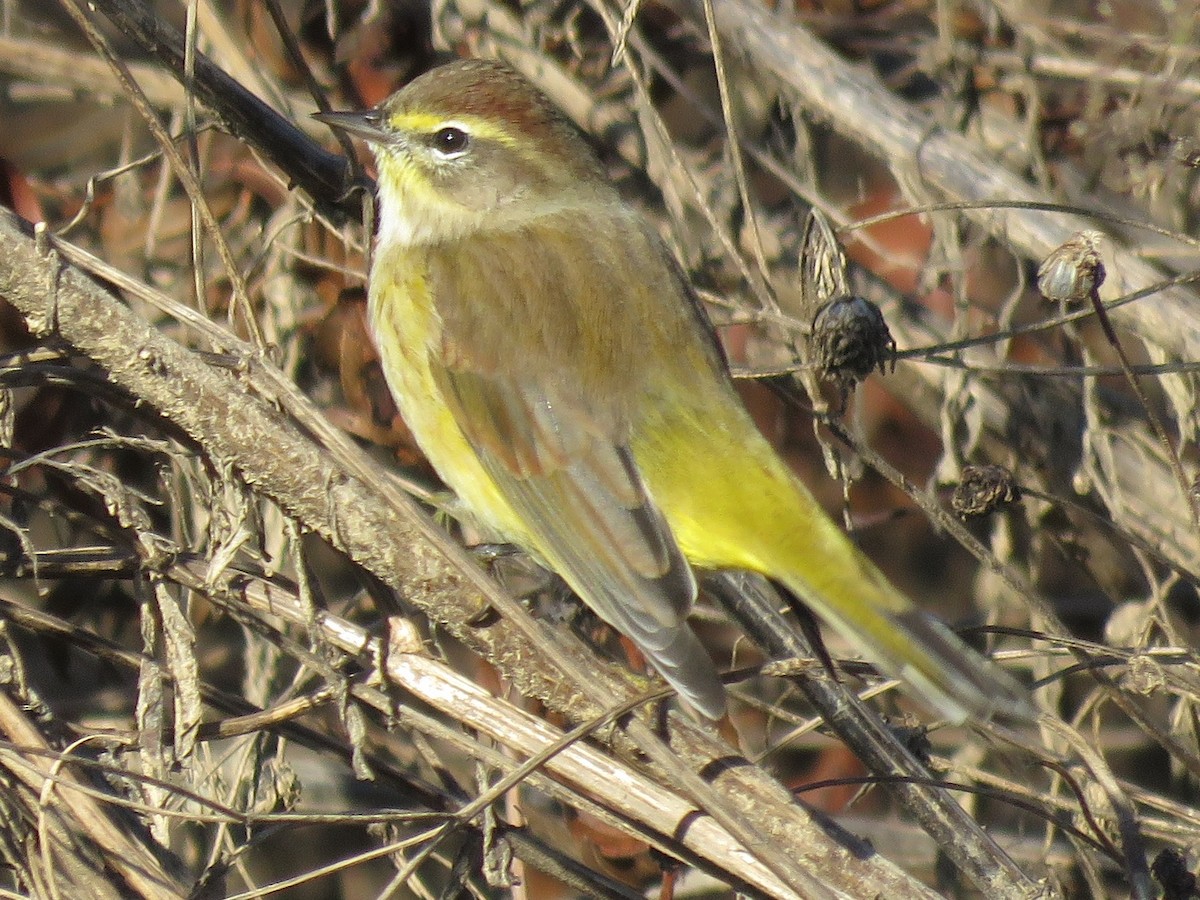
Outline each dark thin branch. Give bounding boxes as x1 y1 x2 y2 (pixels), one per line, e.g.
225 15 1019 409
86 0 362 222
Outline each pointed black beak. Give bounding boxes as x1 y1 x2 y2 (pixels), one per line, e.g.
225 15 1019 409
312 109 389 143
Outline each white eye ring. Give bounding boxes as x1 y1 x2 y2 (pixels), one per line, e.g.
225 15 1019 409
431 126 470 157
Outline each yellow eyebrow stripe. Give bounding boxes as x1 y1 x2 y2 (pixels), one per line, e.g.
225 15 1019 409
387 112 516 146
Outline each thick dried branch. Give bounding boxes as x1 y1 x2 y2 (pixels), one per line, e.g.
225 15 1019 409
0 208 945 898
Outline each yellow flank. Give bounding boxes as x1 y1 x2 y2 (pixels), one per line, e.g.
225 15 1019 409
632 390 922 642
632 393 879 590
368 244 530 547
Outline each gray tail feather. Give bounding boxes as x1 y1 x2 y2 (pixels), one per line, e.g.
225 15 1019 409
645 625 727 720
888 608 1036 723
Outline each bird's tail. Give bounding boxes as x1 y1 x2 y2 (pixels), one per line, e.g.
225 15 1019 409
765 505 1035 723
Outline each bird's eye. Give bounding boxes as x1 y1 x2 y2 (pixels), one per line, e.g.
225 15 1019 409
431 126 470 156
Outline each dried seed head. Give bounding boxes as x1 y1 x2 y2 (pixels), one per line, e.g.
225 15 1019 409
800 209 852 313
809 295 896 388
1150 848 1197 900
951 464 1020 518
1037 230 1106 303
888 718 932 765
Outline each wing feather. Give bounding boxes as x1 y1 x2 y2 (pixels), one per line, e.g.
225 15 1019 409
422 221 725 716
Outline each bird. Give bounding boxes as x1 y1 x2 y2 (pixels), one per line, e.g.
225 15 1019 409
314 57 1032 722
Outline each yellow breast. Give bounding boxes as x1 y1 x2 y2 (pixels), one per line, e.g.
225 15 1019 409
368 244 527 543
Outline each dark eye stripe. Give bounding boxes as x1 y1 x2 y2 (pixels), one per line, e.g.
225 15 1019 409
431 126 469 155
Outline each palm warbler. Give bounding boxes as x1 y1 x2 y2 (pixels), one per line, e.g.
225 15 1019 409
316 58 1032 721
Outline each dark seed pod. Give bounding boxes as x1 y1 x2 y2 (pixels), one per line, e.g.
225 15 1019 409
1037 231 1106 303
810 294 896 387
889 719 932 766
1151 847 1198 900
951 464 1020 518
